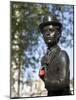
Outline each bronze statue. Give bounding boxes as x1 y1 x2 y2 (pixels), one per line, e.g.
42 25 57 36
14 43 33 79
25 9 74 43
39 14 71 96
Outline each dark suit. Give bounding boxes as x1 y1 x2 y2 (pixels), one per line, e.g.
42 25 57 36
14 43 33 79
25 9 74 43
39 45 71 96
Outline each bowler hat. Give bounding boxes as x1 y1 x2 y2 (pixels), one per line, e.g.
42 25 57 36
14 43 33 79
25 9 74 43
39 14 62 31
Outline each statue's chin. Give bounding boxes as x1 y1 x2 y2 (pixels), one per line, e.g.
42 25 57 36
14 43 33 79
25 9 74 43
45 39 57 46
46 39 52 44
48 39 51 42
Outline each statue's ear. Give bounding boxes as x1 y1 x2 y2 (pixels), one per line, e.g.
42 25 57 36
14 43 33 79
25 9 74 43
59 33 61 38
57 32 61 39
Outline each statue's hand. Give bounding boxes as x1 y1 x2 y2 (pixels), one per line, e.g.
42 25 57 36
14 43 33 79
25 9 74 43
39 67 45 79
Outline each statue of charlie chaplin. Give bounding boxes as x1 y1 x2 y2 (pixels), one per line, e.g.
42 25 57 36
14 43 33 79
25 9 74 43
39 14 71 96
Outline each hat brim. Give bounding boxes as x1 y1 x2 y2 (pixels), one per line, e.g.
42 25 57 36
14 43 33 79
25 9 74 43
39 21 62 31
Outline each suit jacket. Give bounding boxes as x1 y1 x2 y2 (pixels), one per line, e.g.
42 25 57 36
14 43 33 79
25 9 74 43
39 45 70 91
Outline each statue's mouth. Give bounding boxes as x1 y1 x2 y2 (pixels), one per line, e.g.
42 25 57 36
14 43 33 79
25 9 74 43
45 38 52 43
46 37 52 40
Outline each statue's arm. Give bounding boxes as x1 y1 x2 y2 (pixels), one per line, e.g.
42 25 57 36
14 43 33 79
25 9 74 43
39 56 47 81
47 50 70 90
54 50 70 88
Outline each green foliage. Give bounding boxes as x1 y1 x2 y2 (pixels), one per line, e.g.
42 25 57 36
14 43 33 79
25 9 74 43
11 2 48 69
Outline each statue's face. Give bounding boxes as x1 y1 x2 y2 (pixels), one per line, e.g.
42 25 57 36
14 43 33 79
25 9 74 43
42 25 60 45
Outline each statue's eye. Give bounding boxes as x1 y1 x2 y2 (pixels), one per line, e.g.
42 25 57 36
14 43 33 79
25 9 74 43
42 28 58 34
43 29 53 33
48 29 54 32
42 29 48 33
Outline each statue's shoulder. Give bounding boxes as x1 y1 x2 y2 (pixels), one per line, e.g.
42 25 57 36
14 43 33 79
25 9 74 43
41 53 48 65
59 50 69 63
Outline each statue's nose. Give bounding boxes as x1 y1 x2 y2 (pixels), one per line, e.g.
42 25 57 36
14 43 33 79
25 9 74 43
46 32 50 36
46 31 55 38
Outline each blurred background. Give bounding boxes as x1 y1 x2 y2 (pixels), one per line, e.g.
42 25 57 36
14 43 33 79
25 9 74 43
10 1 74 98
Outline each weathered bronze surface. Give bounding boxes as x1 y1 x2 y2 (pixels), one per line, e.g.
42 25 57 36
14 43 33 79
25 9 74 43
39 14 71 96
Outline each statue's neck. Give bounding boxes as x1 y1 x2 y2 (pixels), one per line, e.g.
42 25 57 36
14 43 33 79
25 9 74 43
47 43 58 50
47 44 60 54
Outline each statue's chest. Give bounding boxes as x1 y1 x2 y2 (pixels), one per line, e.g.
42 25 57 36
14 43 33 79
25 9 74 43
43 49 60 67
43 49 61 79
